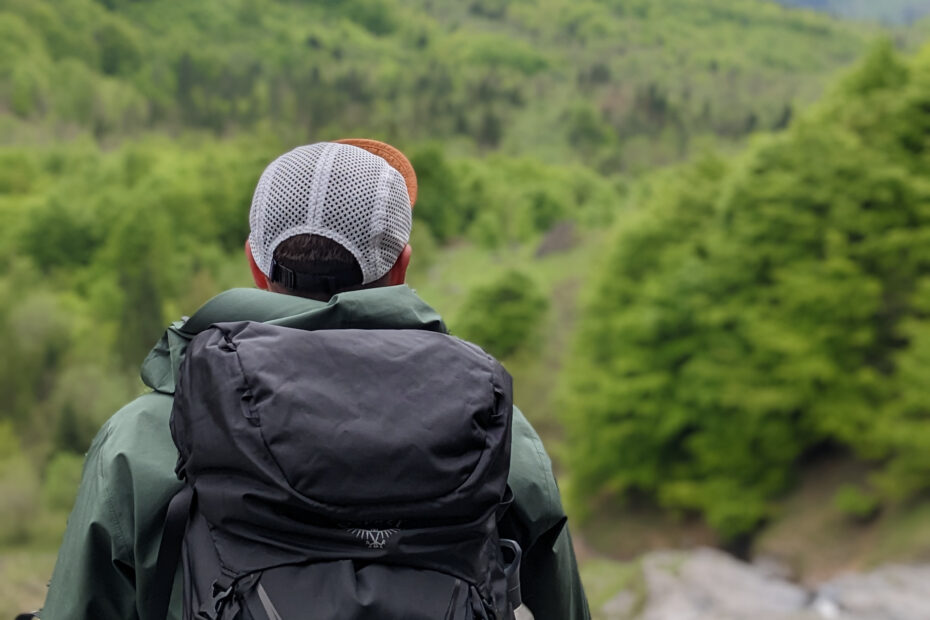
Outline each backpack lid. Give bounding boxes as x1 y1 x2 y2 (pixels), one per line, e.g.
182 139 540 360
171 321 513 544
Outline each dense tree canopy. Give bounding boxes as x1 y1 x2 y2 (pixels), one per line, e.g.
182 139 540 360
0 0 908 549
0 0 875 171
455 269 549 359
564 42 930 538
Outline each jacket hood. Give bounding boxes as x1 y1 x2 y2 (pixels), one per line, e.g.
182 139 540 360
140 285 447 394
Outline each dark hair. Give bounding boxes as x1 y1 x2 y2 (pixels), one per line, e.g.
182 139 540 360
272 234 364 301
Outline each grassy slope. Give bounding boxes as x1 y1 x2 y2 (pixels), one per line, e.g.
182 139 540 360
755 457 930 583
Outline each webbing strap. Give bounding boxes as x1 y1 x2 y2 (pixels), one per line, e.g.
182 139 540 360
256 583 284 620
151 485 194 620
501 538 523 612
269 260 361 294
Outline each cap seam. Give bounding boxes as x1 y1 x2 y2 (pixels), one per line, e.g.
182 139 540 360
309 143 339 231
249 158 281 275
370 162 394 284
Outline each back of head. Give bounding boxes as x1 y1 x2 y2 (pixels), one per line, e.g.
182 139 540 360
248 140 417 301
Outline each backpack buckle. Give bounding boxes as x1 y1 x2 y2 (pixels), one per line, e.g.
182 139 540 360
210 580 236 616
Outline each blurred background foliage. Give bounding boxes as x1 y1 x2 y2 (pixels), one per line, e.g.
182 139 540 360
4 0 930 612
0 0 880 169
566 39 930 538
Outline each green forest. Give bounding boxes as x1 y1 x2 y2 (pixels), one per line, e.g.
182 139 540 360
3 0 930 613
567 40 930 539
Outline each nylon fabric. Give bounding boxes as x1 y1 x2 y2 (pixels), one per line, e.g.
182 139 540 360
169 321 515 618
40 286 590 620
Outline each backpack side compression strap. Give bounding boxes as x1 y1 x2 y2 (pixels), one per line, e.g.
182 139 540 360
151 485 194 620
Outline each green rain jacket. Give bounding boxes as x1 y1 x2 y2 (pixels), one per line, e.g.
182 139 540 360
41 286 589 620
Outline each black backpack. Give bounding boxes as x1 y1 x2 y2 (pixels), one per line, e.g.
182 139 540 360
153 321 522 620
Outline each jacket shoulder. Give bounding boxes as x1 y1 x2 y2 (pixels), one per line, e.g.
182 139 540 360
508 406 566 539
42 392 183 620
97 392 177 465
92 392 184 540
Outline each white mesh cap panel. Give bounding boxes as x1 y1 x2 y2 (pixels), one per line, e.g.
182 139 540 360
248 142 413 284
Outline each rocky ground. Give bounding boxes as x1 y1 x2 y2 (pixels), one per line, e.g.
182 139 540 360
600 548 930 620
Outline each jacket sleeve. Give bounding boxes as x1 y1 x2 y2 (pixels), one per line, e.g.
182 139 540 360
507 407 591 620
40 422 138 620
41 393 182 620
521 522 590 620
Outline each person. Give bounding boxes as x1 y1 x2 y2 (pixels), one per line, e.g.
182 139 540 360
39 139 590 620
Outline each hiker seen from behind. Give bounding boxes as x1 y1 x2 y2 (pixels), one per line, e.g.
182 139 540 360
36 139 590 620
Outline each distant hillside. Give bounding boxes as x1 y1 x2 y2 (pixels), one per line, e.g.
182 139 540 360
564 40 930 540
775 0 930 24
0 0 876 172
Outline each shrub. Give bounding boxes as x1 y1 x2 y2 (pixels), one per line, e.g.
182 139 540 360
455 270 548 359
833 484 880 523
42 452 85 514
0 423 41 545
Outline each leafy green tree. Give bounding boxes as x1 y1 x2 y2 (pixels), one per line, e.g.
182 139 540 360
410 145 465 242
455 270 549 359
97 203 172 366
41 452 85 514
563 42 930 538
20 196 103 272
0 286 74 430
566 104 615 159
95 19 142 76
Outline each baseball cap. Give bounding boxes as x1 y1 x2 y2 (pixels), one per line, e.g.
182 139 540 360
248 139 417 288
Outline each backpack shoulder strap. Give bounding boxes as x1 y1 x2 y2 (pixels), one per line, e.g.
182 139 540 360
151 485 194 620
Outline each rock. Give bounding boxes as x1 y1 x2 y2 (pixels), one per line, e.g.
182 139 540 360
599 548 930 620
638 548 809 620
818 564 930 620
753 554 797 582
810 594 841 619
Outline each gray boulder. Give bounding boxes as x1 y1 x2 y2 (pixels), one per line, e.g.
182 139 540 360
819 564 930 620
637 548 809 620
600 548 930 620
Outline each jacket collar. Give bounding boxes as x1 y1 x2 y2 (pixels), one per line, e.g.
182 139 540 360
140 285 446 394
